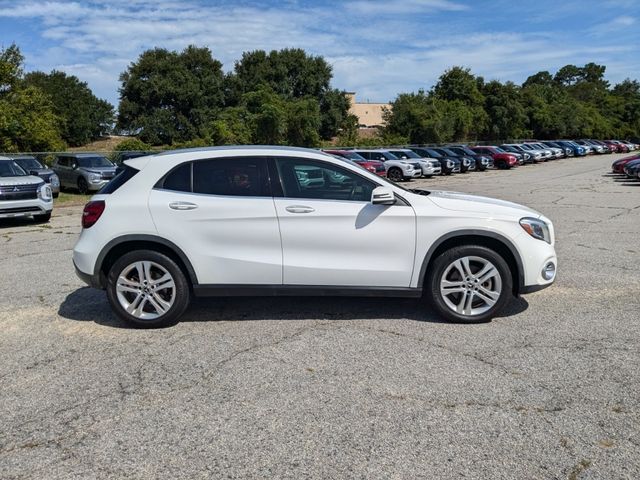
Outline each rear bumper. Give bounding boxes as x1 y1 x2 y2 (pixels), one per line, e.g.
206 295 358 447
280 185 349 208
74 260 103 289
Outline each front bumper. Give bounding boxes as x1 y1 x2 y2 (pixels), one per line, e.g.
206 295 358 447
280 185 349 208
0 198 53 219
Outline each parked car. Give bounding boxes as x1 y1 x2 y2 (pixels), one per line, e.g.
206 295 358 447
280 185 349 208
528 142 563 159
72 146 557 327
573 140 599 154
541 141 572 157
0 157 53 222
469 146 518 169
500 145 535 164
555 140 587 156
52 153 117 194
518 143 552 161
623 158 640 179
9 155 60 197
444 145 494 171
603 140 621 153
409 147 461 175
386 149 442 177
611 154 640 173
323 150 387 176
354 149 421 182
431 147 476 173
589 140 612 154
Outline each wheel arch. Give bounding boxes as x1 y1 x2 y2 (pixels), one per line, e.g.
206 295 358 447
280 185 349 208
418 230 524 295
95 235 198 289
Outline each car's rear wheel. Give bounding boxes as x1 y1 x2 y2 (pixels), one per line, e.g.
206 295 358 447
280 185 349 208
426 245 513 323
106 250 191 328
387 167 403 182
78 177 89 194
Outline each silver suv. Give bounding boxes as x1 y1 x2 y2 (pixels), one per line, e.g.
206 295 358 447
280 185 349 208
52 153 117 194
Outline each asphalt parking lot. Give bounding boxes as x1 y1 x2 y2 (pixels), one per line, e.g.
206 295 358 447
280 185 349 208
1 153 639 479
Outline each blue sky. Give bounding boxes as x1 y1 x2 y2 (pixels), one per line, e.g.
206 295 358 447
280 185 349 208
1 0 638 107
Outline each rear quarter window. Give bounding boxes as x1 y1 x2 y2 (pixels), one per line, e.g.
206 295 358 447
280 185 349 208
99 166 139 194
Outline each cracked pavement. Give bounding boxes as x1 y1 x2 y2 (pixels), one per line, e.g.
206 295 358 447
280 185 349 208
1 153 639 479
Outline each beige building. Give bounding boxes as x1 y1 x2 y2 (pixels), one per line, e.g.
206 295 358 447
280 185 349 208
345 92 390 128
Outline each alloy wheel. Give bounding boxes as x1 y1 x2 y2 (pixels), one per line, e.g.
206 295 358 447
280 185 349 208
439 256 502 317
116 261 176 320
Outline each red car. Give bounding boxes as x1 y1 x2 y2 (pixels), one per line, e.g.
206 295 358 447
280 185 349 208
603 141 620 153
612 154 640 173
607 140 630 153
322 150 387 176
469 146 519 169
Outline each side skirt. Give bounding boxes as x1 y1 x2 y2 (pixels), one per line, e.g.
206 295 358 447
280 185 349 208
193 285 423 298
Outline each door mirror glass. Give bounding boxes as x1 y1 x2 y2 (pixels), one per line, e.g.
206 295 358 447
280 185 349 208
371 186 395 205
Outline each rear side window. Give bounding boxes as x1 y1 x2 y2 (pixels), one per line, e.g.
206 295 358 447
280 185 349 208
99 166 139 194
193 158 269 197
163 163 192 192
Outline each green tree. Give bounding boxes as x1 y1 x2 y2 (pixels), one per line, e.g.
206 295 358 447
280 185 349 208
0 44 64 152
432 66 487 138
208 107 253 145
285 98 321 147
242 87 287 144
118 45 225 145
482 81 527 140
24 70 113 146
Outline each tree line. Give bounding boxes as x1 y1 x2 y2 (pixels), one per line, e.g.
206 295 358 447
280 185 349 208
2 42 640 153
384 64 640 144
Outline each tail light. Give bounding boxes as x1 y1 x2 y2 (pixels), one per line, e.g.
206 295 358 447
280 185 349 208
82 200 105 228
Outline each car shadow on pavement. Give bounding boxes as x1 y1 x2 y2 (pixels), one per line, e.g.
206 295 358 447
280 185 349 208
59 287 530 328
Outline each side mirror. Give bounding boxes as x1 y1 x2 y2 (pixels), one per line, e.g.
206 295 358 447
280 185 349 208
371 186 396 205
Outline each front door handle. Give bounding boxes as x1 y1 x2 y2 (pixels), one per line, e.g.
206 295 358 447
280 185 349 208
169 201 198 211
285 205 315 214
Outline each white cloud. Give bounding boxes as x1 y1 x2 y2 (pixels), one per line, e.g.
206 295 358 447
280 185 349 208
1 0 638 106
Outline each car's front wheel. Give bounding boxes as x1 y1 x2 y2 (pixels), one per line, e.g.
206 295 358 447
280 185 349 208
387 167 403 182
106 250 191 328
78 177 89 194
426 245 513 323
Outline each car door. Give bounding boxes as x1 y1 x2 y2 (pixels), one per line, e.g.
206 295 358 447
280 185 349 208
272 156 416 287
148 156 283 285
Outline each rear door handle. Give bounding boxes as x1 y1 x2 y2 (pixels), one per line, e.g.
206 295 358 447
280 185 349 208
169 201 198 211
285 205 315 214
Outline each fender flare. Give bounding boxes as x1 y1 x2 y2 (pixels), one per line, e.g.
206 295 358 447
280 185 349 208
95 234 199 285
416 229 525 290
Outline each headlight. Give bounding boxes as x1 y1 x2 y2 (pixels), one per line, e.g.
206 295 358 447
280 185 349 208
447 160 454 168
37 183 52 202
366 166 376 173
89 173 101 181
520 217 551 244
50 173 60 186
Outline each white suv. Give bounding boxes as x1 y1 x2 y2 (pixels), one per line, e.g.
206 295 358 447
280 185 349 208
353 149 422 182
73 147 557 328
0 157 53 222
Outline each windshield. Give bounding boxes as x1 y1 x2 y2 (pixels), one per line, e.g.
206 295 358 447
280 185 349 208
77 156 113 168
343 151 367 161
493 147 506 153
425 149 443 158
0 160 28 177
380 151 400 160
14 157 43 170
391 150 421 159
456 146 476 155
439 148 459 156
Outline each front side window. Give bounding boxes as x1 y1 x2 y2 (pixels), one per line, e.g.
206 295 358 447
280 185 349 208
276 158 377 202
77 156 113 168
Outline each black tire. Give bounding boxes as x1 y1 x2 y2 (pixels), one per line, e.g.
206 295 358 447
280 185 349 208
425 245 513 324
78 177 89 194
387 167 403 182
106 250 191 328
33 212 51 223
